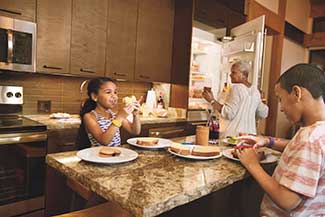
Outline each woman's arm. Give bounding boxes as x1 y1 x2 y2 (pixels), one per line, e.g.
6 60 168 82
211 100 223 113
238 149 302 211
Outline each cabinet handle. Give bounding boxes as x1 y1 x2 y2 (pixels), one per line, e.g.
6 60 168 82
62 142 75 146
0 8 22 15
7 30 13 63
113 72 126 77
80 68 95 73
43 65 63 70
139 74 150 79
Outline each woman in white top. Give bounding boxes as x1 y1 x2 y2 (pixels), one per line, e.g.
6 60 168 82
202 60 269 138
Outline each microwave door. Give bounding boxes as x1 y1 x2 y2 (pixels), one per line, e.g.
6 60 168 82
12 18 36 72
12 31 32 65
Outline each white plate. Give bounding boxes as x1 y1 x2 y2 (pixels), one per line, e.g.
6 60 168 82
168 145 222 160
222 148 278 164
222 138 238 145
127 137 172 149
50 113 71 119
76 147 138 164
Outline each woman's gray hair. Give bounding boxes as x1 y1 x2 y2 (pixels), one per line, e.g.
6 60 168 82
232 60 251 78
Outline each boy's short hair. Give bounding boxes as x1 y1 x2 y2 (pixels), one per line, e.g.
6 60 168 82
277 63 325 100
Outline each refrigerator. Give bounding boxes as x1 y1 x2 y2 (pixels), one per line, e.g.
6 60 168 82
188 16 266 112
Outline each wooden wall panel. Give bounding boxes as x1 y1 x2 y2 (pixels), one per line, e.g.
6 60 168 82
246 0 286 136
171 0 193 85
304 32 325 47
310 3 325 18
246 0 284 34
0 72 151 115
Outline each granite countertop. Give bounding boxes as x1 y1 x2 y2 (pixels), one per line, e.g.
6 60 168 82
46 137 279 217
25 114 187 130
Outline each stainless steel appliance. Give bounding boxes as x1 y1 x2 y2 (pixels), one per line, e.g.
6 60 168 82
0 86 47 217
0 16 36 72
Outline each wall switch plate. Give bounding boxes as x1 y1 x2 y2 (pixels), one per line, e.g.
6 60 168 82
38 100 51 113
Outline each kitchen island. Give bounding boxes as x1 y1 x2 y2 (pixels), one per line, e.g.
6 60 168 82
45 137 278 217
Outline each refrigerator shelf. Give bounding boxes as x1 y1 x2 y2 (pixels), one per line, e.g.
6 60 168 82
191 71 206 75
192 50 208 55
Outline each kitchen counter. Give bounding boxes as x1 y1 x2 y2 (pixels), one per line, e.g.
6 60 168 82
25 114 187 130
45 137 279 217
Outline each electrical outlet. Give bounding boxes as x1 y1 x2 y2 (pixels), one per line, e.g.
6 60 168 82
38 100 51 113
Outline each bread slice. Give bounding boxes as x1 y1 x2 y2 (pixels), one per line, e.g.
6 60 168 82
98 147 121 157
231 149 266 161
170 143 191 155
192 146 220 157
122 96 137 105
136 138 159 146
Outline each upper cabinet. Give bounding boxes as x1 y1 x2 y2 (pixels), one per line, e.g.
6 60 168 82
135 0 174 83
70 0 107 77
0 0 36 22
105 0 138 81
36 0 72 75
35 0 175 82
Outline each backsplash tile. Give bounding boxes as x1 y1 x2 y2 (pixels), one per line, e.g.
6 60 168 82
0 71 151 114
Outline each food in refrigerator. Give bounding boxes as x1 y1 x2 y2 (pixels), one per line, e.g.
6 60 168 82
188 16 266 111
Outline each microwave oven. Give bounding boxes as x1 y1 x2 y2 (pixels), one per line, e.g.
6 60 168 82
0 16 36 72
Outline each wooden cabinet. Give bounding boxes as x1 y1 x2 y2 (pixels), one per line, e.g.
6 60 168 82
70 0 108 77
36 0 71 75
105 0 138 81
0 0 35 22
135 0 174 83
47 128 79 154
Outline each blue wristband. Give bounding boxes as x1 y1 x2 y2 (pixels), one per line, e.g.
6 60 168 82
267 137 275 148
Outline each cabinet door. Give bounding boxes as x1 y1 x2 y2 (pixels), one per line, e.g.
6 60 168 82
47 128 79 153
70 0 108 77
135 0 174 83
106 0 138 81
0 0 35 22
36 0 71 75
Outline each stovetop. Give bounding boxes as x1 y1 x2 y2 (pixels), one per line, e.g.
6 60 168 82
0 115 47 133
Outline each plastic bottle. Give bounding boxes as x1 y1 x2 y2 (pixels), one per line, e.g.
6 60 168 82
208 115 219 139
157 92 165 109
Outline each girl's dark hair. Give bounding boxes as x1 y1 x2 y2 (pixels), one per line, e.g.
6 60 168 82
76 77 115 150
276 63 325 101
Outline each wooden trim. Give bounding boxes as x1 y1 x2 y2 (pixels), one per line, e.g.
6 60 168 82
171 0 193 85
246 0 286 136
310 3 325 18
246 0 285 34
304 32 325 47
170 84 188 109
266 33 284 136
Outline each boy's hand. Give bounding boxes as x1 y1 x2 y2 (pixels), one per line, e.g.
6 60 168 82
236 148 260 168
237 135 269 148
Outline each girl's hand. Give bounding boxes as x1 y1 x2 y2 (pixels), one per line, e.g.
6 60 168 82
237 135 269 148
117 104 133 120
236 148 260 168
132 96 143 116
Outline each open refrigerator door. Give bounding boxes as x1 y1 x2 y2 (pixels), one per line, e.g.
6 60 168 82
188 27 222 110
221 15 266 90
